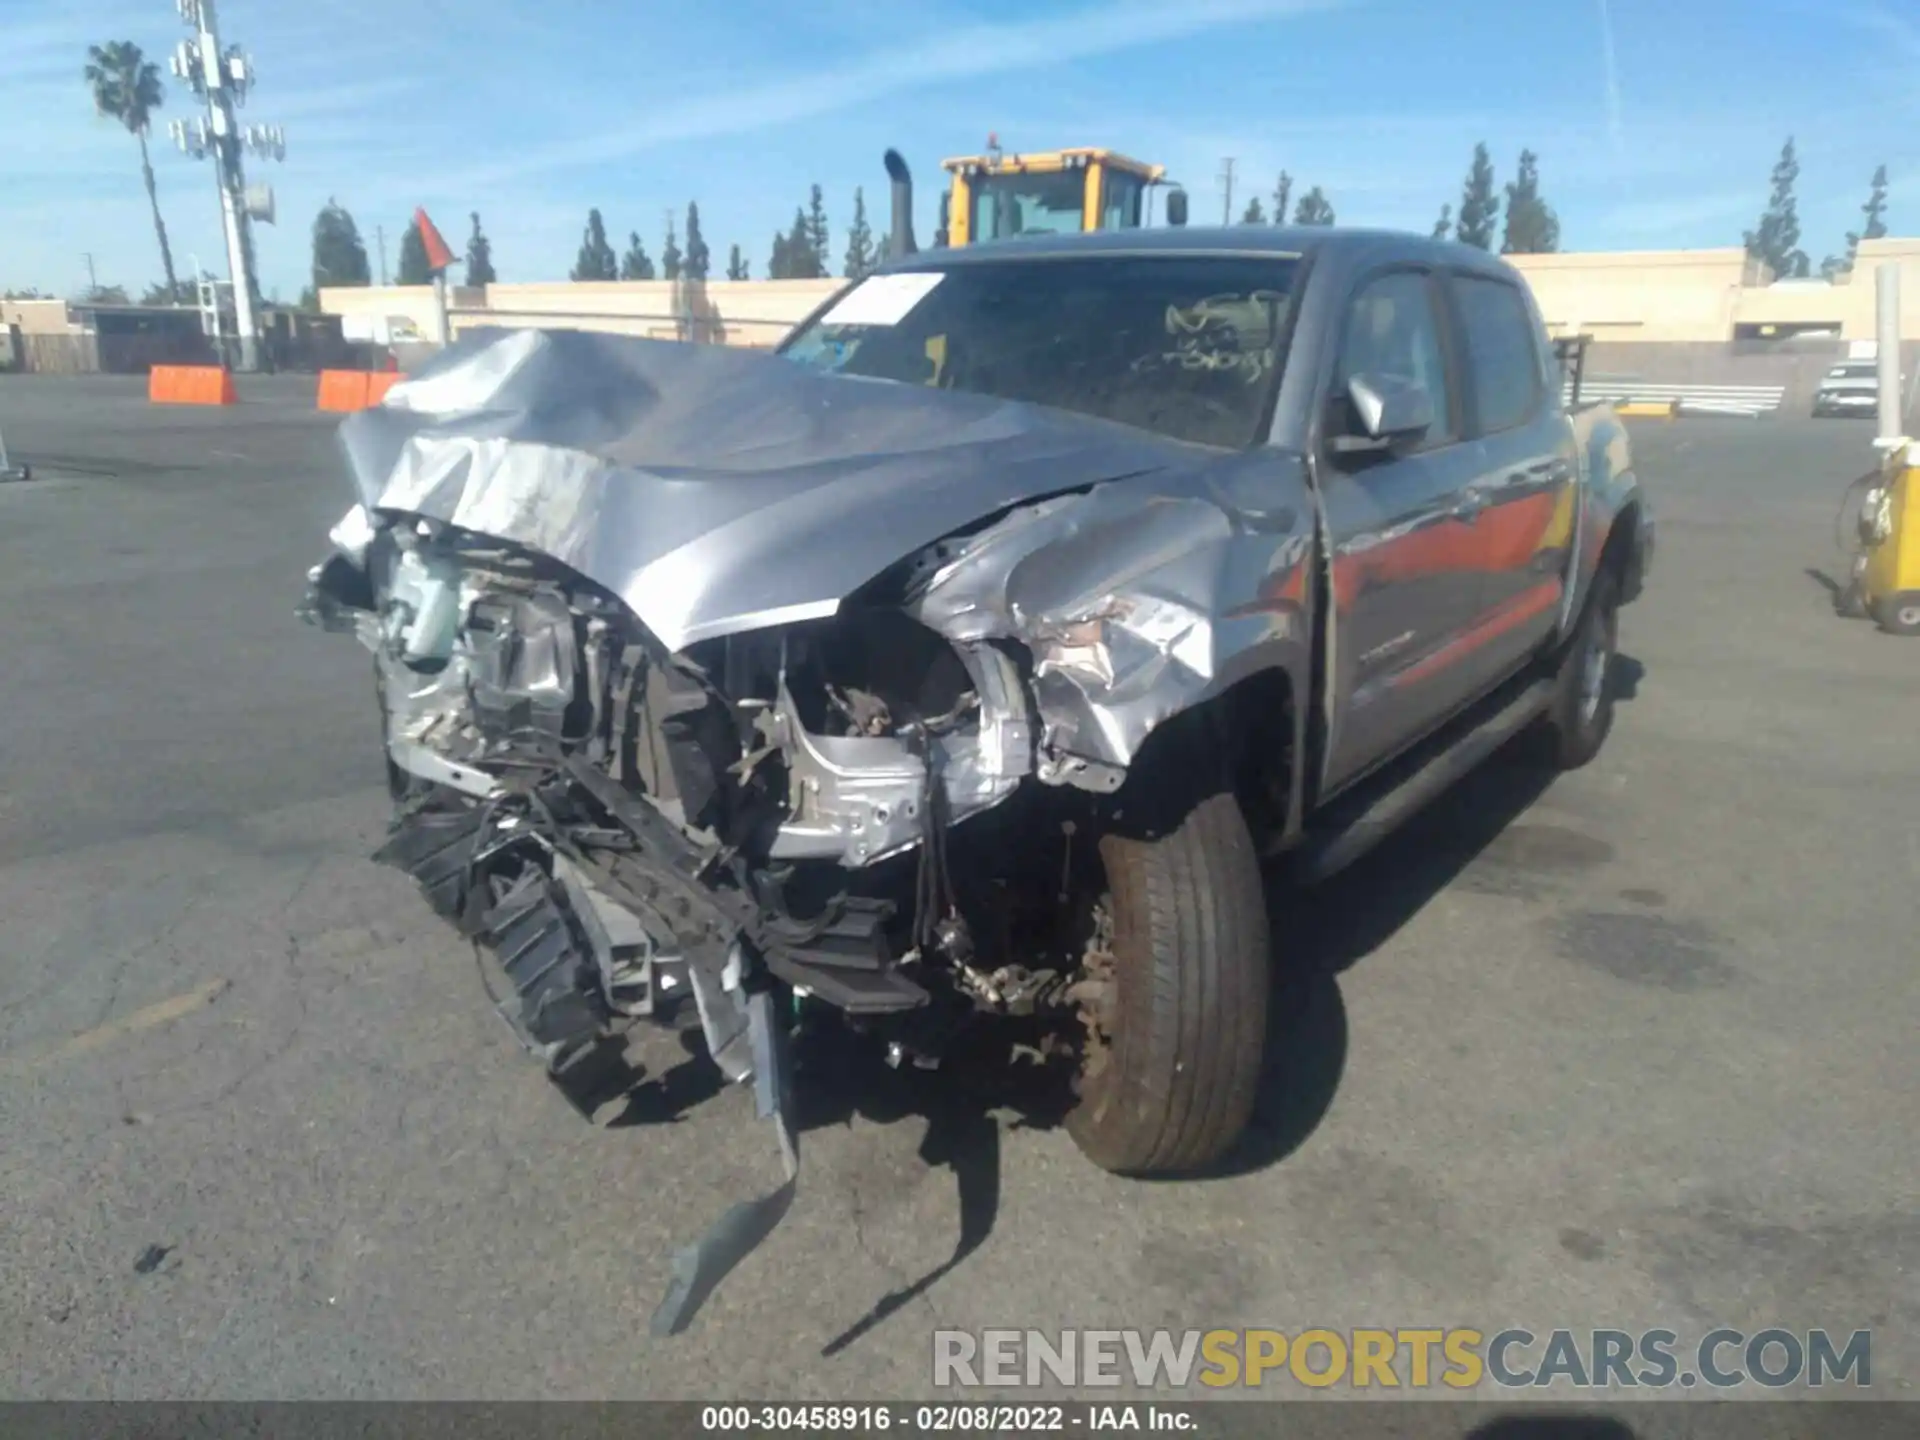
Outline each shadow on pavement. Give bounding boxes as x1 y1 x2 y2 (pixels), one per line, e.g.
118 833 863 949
580 650 1650 1345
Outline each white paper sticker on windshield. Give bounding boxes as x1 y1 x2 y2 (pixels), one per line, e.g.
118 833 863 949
819 272 945 328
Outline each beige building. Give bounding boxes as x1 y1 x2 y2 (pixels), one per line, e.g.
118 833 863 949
317 279 835 351
319 236 1920 353
1510 237 1920 344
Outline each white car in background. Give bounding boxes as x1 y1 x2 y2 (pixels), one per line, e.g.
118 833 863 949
1812 360 1896 418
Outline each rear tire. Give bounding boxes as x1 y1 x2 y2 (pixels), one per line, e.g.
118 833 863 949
1875 590 1920 637
1536 566 1620 770
1066 788 1270 1175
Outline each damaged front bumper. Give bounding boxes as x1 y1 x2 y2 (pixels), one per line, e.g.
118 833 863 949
368 771 804 1336
301 525 1045 1332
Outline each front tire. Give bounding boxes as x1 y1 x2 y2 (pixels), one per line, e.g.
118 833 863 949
1066 788 1270 1175
1537 566 1621 770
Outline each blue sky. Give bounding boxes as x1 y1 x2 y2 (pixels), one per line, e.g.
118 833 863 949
6 0 1918 300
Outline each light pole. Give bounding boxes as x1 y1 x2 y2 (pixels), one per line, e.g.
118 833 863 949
166 0 284 372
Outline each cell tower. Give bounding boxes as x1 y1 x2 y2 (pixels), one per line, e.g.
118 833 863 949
165 0 286 373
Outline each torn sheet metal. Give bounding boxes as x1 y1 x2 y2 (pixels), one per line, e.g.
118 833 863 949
903 455 1318 781
767 639 1029 865
336 328 1205 652
649 985 799 1336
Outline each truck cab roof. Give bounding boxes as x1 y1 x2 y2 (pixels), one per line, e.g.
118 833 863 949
880 225 1528 284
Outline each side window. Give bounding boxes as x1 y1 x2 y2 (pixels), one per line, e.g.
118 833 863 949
1332 270 1454 448
1453 275 1544 433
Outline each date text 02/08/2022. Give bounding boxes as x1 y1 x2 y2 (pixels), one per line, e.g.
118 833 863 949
699 1403 1197 1432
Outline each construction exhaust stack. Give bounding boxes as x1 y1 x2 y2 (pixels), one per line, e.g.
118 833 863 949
884 149 918 260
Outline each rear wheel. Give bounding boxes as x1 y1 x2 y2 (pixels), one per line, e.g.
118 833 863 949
1066 787 1270 1175
1875 590 1920 637
1535 566 1620 770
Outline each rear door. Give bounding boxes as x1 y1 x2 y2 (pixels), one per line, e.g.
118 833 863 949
1444 270 1578 691
1317 266 1492 795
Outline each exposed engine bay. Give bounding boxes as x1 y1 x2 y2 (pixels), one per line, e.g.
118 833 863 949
327 514 1104 1033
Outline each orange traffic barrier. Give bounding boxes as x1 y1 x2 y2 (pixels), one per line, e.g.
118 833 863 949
149 364 237 406
364 371 403 406
316 370 372 412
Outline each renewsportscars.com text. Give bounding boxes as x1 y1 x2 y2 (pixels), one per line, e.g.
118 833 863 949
933 1327 1873 1391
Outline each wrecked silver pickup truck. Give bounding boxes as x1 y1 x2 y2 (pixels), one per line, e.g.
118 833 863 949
301 214 1650 1331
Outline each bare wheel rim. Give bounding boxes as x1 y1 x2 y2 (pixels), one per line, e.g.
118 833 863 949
1577 604 1615 727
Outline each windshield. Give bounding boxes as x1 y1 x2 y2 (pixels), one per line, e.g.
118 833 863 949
1826 364 1876 380
781 255 1300 449
1100 173 1146 230
972 172 1087 240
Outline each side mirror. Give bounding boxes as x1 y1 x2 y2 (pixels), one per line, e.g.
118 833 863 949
1165 188 1188 228
1341 371 1434 447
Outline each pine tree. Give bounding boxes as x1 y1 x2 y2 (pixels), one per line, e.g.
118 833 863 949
1457 143 1499 250
1432 204 1453 240
805 185 830 275
683 202 710 282
1272 172 1293 226
1501 149 1561 254
619 231 655 280
396 219 432 285
1860 163 1891 243
785 209 820 279
310 198 371 292
464 211 496 286
661 216 682 282
843 187 875 279
1744 137 1809 279
570 208 617 281
1827 165 1889 278
1292 187 1335 226
769 231 791 280
1240 196 1266 224
726 243 749 281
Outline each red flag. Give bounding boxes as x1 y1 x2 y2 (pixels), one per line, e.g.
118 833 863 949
414 208 457 275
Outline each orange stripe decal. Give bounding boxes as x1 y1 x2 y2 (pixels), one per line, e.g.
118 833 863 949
1394 579 1562 689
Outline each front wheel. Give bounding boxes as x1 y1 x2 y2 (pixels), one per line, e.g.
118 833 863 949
1535 567 1621 770
1066 788 1271 1175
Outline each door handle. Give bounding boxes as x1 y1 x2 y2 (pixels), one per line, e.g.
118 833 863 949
1451 488 1487 522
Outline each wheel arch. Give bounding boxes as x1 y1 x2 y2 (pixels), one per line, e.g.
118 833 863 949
1104 659 1301 848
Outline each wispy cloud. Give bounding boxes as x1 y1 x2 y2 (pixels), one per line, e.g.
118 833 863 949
1594 0 1625 163
0 7 155 85
268 78 424 125
438 0 1347 191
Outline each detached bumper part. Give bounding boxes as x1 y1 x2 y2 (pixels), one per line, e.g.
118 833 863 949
649 985 798 1337
371 771 827 1335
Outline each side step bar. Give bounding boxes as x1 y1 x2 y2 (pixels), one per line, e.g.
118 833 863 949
1293 677 1555 885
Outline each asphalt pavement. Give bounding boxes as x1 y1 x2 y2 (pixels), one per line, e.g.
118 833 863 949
0 376 1914 1408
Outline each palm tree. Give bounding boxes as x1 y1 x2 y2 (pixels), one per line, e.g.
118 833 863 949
84 41 180 301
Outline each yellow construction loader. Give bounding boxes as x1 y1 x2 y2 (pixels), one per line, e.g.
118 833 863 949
882 136 1188 258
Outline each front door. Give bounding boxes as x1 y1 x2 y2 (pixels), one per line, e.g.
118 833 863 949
1317 267 1490 796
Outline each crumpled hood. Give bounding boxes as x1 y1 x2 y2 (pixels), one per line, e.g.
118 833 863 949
338 327 1206 650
